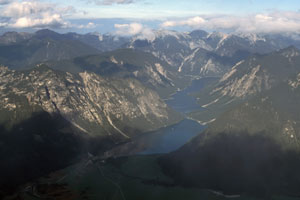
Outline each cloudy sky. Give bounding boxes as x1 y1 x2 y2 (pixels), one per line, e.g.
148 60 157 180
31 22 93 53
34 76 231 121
0 0 300 35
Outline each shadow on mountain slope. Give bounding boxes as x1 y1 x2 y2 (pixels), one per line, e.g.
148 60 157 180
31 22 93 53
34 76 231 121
0 111 148 197
159 132 300 197
0 112 84 194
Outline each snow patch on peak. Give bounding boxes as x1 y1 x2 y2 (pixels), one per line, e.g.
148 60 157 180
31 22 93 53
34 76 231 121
131 29 189 43
239 33 266 44
154 30 188 40
207 32 228 39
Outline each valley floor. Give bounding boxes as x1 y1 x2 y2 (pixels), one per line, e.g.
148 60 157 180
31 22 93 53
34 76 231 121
6 155 300 200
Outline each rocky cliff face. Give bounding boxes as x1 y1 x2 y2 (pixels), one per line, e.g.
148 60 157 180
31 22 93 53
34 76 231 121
47 48 187 98
177 48 233 77
160 72 300 197
0 64 181 190
213 47 300 99
189 46 300 123
0 64 180 139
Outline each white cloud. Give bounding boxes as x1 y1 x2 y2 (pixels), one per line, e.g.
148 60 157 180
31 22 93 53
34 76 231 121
86 0 136 5
11 14 66 29
86 22 96 28
161 11 300 33
77 22 97 29
115 23 143 35
0 1 75 29
137 28 155 41
114 22 155 40
162 16 206 28
0 22 7 27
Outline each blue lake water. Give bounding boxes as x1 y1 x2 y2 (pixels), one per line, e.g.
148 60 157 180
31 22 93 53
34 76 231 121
139 119 206 154
139 77 217 154
166 77 217 114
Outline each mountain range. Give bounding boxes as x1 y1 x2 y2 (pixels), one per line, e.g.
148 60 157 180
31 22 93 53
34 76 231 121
2 28 300 199
160 46 300 197
46 48 187 98
0 63 180 190
190 46 300 122
2 29 300 79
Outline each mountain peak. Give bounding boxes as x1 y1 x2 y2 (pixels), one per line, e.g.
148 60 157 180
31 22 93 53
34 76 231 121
35 29 58 35
35 29 63 40
153 29 187 40
0 31 32 44
1 31 19 37
207 31 228 39
189 30 208 39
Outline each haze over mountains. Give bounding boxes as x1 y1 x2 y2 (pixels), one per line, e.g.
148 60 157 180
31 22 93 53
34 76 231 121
2 29 300 72
2 28 300 199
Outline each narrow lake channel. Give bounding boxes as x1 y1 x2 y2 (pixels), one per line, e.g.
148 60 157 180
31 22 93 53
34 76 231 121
139 77 217 154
